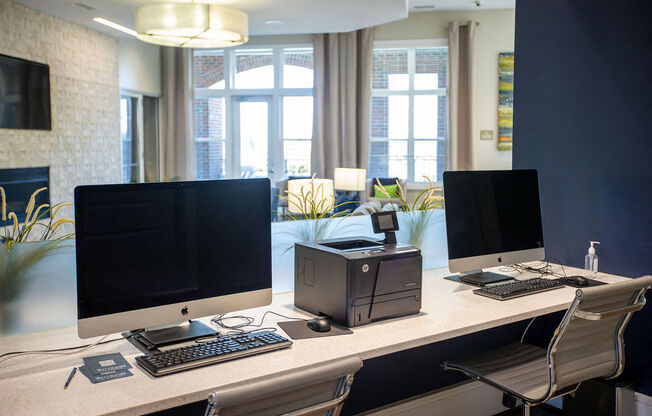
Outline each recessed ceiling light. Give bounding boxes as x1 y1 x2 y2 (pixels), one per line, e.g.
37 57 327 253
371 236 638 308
265 20 284 25
93 17 137 37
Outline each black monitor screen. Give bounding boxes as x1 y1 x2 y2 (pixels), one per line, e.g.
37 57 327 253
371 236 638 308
0 54 51 130
75 179 271 319
443 170 544 260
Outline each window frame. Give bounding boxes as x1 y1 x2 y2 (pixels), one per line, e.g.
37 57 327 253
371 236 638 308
120 92 144 183
370 39 448 188
193 44 314 181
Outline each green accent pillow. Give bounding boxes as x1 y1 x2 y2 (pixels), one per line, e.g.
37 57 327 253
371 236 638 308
374 184 399 198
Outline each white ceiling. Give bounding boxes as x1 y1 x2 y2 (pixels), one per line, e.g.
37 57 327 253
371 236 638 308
410 0 514 12
11 0 515 39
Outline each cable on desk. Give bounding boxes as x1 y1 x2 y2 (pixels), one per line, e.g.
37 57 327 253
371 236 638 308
0 335 121 362
509 261 571 345
0 329 144 363
206 310 307 339
504 261 567 279
546 259 569 278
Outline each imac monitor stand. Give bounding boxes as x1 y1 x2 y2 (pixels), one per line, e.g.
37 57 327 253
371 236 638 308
442 170 545 286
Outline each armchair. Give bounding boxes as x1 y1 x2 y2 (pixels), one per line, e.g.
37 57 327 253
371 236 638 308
362 177 407 207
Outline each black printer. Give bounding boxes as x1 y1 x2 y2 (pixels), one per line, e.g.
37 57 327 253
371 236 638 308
294 212 422 327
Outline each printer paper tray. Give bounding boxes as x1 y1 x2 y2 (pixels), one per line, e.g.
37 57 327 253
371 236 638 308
352 290 421 325
352 289 421 306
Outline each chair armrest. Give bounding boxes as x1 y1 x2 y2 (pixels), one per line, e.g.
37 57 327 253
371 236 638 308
574 296 646 320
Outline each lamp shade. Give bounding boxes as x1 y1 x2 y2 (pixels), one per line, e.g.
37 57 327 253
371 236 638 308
287 179 334 214
334 168 367 191
135 4 248 48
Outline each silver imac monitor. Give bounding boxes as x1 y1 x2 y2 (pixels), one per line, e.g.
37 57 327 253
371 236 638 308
442 170 545 286
74 179 272 345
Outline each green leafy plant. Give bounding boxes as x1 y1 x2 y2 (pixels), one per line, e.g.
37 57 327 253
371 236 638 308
0 187 75 308
374 177 444 212
277 175 357 253
278 174 355 221
0 241 64 304
1 187 75 247
373 177 444 248
278 218 341 255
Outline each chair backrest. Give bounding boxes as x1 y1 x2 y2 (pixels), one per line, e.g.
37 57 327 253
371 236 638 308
205 356 363 416
547 275 652 393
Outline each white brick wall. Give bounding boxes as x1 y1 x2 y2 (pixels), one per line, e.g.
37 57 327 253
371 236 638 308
0 0 120 218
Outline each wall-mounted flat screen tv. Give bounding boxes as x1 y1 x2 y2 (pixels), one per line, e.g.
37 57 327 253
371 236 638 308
0 54 51 130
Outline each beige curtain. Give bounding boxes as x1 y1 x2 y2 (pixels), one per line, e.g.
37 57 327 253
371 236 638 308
312 28 373 179
161 47 195 181
448 21 476 171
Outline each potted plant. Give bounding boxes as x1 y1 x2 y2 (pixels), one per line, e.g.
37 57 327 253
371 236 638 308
277 175 355 252
374 177 444 248
0 187 74 334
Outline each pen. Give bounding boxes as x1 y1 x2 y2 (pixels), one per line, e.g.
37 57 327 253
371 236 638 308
64 367 77 389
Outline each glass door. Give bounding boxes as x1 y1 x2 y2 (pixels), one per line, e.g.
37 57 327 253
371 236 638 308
232 96 274 179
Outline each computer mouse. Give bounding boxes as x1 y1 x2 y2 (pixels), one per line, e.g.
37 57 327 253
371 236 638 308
307 317 331 333
565 275 590 287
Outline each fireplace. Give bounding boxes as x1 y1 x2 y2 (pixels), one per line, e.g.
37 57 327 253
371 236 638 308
0 167 50 225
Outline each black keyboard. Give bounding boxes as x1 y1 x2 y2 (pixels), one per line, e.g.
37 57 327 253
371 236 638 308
473 278 566 300
135 331 292 376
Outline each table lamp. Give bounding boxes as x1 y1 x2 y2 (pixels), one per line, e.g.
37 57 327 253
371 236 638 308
287 178 334 215
333 168 366 213
334 168 367 192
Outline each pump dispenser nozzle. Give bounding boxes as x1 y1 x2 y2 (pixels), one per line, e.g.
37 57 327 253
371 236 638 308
588 241 600 255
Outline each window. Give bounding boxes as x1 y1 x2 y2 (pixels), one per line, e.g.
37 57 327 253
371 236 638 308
193 46 314 181
369 41 448 184
120 94 161 183
120 95 139 183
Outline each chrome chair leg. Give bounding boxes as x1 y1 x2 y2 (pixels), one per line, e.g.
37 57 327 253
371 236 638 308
522 403 531 416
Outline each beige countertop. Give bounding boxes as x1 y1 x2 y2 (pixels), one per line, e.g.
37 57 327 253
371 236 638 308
0 264 627 416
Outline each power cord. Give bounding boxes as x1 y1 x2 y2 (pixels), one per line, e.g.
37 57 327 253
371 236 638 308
199 310 306 341
516 260 572 345
546 259 569 278
502 261 568 279
520 317 537 343
0 335 125 362
1 311 305 356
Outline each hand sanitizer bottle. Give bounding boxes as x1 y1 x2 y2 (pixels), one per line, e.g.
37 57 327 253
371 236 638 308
584 241 600 274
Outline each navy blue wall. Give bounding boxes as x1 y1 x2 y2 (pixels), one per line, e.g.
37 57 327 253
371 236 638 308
513 0 652 394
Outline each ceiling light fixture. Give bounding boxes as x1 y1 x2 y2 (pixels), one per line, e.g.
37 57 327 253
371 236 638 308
265 20 284 25
73 2 96 11
135 3 248 48
93 17 137 37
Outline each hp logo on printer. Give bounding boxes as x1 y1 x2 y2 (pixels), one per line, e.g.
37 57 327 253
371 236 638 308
181 306 189 316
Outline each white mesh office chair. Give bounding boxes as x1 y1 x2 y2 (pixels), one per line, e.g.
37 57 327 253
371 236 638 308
443 275 652 416
204 356 362 416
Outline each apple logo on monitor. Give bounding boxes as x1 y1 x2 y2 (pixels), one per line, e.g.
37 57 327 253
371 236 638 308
498 257 502 263
181 306 189 316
